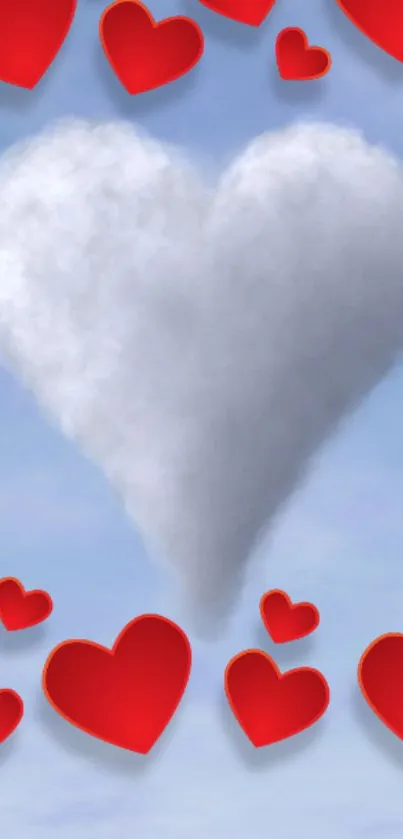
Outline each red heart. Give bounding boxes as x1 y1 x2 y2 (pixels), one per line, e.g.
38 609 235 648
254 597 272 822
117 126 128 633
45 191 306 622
0 690 24 743
0 577 53 631
275 27 331 80
42 614 192 753
336 1 403 62
358 633 403 738
0 0 76 89
198 0 276 26
225 650 329 747
260 589 320 643
100 0 204 95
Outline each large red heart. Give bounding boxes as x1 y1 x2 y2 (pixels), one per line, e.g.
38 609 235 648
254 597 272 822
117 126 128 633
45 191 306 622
260 589 320 643
0 0 76 89
358 633 403 738
198 0 276 26
42 614 192 753
276 27 331 81
0 690 24 743
0 577 53 631
336 1 403 62
100 0 204 95
225 650 329 746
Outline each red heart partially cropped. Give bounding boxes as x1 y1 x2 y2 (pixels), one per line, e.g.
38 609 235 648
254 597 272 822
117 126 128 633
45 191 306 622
225 650 329 747
0 690 24 743
260 589 320 643
358 633 403 738
336 1 403 62
0 577 53 631
100 0 204 95
198 0 276 26
0 0 77 89
276 27 331 80
42 614 192 753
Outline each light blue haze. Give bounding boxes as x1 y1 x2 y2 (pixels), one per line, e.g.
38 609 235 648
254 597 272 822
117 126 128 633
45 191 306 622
1 1 403 836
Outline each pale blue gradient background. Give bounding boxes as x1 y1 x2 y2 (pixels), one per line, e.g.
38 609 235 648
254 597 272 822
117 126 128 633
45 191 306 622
1 1 403 836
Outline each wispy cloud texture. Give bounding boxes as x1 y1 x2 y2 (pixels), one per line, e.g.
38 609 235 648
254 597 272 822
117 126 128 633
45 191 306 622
0 121 402 627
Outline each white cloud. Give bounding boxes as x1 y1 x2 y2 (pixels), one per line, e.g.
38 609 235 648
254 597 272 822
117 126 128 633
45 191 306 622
0 120 402 626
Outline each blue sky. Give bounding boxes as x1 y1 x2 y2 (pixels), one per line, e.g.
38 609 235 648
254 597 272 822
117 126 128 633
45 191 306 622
2 0 403 836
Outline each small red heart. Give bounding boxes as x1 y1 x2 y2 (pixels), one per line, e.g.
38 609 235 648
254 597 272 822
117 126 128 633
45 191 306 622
358 633 403 738
100 0 204 95
0 577 53 631
260 589 320 643
225 650 329 747
42 614 192 753
0 690 24 744
198 0 276 26
0 0 76 89
336 1 403 62
275 27 331 80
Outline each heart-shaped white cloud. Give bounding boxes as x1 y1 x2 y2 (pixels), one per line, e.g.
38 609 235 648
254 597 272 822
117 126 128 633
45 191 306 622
0 120 402 624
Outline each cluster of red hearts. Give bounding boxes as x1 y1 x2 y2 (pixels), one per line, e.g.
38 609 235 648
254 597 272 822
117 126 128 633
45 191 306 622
0 0 400 93
1 577 403 754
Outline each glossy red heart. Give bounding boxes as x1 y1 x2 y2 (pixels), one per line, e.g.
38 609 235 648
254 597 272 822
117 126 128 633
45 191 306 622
198 0 276 26
276 27 331 80
358 633 403 738
0 690 24 743
0 577 53 631
0 0 76 89
336 1 403 62
100 0 204 95
260 589 320 643
42 614 192 753
225 650 329 747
